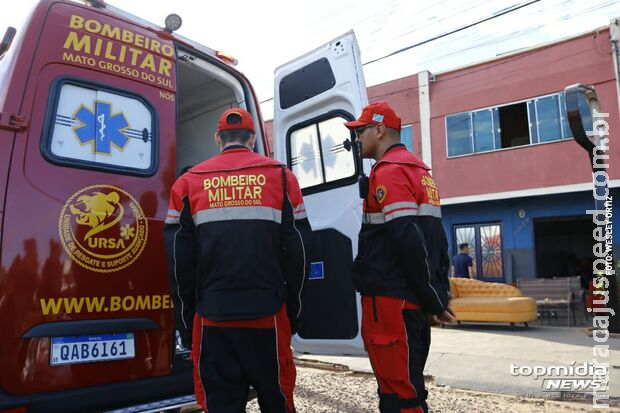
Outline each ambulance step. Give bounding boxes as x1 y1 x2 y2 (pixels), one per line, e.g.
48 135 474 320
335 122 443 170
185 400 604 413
104 394 198 413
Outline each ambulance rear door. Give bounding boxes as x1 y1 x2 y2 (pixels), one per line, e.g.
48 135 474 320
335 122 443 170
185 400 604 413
273 31 369 355
0 25 24 245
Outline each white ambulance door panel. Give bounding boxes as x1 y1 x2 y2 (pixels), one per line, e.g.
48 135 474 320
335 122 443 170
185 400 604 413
274 31 369 355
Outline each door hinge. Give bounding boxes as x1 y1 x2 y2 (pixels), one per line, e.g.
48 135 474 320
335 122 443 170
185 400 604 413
0 112 28 132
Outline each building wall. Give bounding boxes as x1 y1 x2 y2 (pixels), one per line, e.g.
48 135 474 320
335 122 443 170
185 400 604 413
367 75 421 158
442 188 620 282
429 29 620 200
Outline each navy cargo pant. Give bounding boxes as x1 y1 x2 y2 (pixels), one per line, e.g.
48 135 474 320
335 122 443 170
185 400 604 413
362 296 431 413
192 305 296 413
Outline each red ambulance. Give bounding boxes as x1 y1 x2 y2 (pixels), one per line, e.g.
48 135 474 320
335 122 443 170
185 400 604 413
0 1 369 411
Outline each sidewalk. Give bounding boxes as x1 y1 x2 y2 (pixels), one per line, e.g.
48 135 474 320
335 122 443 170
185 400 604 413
295 324 620 403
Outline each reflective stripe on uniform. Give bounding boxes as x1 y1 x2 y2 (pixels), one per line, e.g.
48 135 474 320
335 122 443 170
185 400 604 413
384 209 417 222
382 201 418 214
383 201 418 222
366 204 441 223
165 209 181 224
363 212 385 224
193 206 282 225
293 203 307 220
418 203 442 218
381 202 441 221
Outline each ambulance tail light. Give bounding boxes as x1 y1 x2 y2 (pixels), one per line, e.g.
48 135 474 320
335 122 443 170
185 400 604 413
0 27 16 58
216 51 238 66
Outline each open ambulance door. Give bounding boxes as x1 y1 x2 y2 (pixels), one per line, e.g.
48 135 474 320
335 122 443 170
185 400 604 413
273 31 370 355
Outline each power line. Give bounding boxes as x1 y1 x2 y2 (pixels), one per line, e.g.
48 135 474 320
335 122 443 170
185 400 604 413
362 0 541 66
388 0 489 47
261 0 616 107
360 0 488 62
392 0 577 66
261 1 542 105
420 9 612 90
376 0 614 85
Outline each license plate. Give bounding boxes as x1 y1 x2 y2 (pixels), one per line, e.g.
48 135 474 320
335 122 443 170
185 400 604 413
51 333 135 366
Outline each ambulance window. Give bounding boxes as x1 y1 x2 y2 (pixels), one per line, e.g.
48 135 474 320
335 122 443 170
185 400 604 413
287 114 356 191
279 58 336 109
44 81 156 175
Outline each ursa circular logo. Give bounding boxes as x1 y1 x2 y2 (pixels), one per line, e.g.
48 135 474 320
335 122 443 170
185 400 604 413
58 185 148 273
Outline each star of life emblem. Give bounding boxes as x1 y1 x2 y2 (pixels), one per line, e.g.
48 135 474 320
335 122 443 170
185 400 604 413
74 101 130 154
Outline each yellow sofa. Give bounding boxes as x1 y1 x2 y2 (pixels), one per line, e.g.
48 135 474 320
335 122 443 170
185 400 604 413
449 278 538 325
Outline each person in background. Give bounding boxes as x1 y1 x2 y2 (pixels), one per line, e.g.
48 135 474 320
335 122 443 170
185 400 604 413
452 243 475 279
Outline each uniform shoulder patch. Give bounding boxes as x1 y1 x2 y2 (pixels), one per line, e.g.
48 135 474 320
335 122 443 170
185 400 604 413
375 185 387 203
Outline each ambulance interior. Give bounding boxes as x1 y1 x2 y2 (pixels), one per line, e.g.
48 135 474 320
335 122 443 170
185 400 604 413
176 52 260 176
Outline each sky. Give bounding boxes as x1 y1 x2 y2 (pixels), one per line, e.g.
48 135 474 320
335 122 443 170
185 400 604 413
2 0 620 119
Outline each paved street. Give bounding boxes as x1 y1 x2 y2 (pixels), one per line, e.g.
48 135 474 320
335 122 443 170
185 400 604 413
296 324 620 408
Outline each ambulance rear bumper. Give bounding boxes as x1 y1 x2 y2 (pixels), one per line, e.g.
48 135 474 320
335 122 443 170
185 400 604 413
0 368 193 413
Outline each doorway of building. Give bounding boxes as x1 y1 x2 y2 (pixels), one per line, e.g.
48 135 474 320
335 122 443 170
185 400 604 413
454 223 504 282
533 216 595 279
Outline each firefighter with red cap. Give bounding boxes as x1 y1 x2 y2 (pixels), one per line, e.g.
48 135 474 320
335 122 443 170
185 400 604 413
164 107 310 413
345 102 455 413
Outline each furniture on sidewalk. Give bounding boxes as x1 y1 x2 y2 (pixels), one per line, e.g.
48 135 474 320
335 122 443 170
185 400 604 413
449 278 538 326
516 276 581 326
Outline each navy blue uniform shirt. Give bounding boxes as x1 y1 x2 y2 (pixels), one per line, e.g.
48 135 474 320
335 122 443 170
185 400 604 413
452 252 473 278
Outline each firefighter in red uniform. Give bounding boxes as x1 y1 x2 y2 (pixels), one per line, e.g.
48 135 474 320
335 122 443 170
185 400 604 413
345 102 455 413
164 108 310 413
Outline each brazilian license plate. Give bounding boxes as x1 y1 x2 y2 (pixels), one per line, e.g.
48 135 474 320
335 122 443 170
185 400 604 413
51 333 135 366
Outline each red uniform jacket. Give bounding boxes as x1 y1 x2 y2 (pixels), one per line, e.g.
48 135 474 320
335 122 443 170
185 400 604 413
353 144 450 314
164 146 311 345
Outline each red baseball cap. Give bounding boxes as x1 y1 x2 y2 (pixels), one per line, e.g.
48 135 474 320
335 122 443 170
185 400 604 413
344 101 401 131
217 108 255 133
